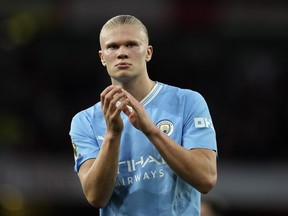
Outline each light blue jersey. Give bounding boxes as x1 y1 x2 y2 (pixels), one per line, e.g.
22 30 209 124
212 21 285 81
69 81 217 216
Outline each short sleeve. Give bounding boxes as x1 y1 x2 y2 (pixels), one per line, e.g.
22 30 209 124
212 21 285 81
182 90 217 152
69 110 99 172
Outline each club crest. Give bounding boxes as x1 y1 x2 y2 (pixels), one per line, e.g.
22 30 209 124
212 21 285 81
156 120 174 136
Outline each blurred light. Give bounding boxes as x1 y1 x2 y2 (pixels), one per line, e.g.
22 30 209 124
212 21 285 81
0 184 24 211
0 19 14 51
0 113 24 148
0 11 37 51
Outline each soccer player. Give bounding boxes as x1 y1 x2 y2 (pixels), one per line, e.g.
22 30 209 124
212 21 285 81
69 14 218 216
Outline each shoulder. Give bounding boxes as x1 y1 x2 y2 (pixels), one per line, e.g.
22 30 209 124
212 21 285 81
159 82 204 100
71 102 101 124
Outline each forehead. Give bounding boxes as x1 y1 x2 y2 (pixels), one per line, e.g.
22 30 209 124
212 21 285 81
100 24 147 45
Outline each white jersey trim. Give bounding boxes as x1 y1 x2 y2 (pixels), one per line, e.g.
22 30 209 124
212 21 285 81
141 81 163 107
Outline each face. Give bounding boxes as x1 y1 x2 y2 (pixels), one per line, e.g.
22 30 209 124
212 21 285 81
99 24 153 83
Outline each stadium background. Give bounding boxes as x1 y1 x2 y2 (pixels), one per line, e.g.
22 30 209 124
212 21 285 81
1 0 288 215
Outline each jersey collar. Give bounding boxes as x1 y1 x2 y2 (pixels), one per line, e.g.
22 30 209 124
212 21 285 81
140 81 163 107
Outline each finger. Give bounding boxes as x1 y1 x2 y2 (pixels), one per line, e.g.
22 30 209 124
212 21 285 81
107 89 129 118
121 89 139 111
100 85 114 110
111 91 126 108
100 85 114 102
101 86 122 113
122 103 133 116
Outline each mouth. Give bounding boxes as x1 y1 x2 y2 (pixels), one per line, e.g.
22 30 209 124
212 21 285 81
115 62 131 68
116 62 131 67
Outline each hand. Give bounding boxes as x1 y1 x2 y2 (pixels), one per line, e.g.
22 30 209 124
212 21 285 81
121 89 156 136
100 85 130 135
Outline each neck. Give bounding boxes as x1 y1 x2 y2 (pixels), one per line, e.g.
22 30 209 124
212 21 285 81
112 76 155 102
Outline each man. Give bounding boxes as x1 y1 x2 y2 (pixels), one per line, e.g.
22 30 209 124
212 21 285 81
69 14 217 216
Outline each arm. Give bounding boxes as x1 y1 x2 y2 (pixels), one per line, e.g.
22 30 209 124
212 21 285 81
78 85 130 208
78 132 121 208
146 128 217 193
122 89 217 193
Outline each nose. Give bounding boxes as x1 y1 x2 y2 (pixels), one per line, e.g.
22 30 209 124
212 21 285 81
117 46 128 59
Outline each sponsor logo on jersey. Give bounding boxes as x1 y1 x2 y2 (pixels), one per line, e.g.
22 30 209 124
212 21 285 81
116 155 167 187
156 120 174 136
194 117 214 129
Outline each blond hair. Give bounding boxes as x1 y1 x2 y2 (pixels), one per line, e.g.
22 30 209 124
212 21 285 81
100 15 149 43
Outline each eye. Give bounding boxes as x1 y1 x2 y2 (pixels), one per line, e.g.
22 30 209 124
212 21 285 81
107 44 118 50
126 42 137 48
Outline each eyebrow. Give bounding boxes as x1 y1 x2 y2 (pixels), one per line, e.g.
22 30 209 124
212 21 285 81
105 40 139 47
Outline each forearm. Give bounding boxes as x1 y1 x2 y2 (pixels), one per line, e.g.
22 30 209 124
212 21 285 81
146 127 217 193
80 133 121 208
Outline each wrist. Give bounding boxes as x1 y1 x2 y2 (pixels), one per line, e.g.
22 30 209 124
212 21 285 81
105 131 122 142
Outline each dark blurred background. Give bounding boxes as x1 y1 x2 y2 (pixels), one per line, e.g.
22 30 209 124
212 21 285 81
1 0 288 215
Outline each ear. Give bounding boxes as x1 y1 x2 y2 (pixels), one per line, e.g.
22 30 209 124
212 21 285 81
98 50 106 66
145 45 153 62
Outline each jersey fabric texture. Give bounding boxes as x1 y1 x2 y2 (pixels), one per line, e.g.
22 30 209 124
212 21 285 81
69 81 217 216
